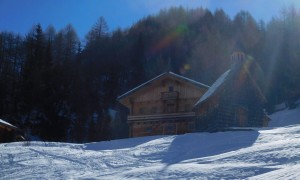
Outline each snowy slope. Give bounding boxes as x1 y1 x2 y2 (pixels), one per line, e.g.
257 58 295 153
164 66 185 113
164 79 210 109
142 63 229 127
269 103 300 127
1 106 300 179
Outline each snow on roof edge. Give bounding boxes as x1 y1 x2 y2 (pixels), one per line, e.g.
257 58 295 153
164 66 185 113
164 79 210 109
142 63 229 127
117 72 209 100
0 119 17 129
194 69 231 108
169 72 210 88
117 72 168 100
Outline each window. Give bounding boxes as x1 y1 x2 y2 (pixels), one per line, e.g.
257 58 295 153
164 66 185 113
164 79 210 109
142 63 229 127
235 106 248 127
166 103 175 113
169 86 174 92
164 123 175 134
184 104 191 111
166 125 174 131
146 127 152 134
188 122 195 131
139 107 146 114
151 107 157 114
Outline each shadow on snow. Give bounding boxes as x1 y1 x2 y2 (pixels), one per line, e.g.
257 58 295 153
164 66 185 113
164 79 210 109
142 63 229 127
161 130 260 164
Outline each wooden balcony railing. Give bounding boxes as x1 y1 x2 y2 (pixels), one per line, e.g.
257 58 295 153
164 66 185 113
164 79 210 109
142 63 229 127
161 91 179 100
128 112 195 121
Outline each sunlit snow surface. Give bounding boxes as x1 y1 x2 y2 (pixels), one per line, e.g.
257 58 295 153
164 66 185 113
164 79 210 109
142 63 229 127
1 106 300 179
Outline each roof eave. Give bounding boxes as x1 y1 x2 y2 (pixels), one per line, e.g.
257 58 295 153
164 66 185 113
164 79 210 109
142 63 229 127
117 72 209 100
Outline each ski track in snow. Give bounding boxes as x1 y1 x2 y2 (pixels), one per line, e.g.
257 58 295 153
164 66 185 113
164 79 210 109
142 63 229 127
1 106 300 179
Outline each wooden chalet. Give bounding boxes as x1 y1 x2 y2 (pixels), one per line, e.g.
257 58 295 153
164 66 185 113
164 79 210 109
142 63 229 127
117 72 209 137
0 119 23 143
193 52 270 131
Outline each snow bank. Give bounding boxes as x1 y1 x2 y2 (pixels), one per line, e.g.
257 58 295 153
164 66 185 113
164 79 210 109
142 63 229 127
1 103 300 179
269 103 300 127
2 124 300 179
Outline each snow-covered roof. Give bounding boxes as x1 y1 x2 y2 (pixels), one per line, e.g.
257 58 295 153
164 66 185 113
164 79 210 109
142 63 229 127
117 72 209 100
194 69 231 108
168 72 209 89
0 119 17 129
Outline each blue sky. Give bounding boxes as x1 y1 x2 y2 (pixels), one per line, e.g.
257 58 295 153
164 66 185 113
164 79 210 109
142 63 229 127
0 0 299 40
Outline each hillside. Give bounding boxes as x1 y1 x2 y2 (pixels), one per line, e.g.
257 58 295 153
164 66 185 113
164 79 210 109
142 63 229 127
1 105 300 179
2 7 300 142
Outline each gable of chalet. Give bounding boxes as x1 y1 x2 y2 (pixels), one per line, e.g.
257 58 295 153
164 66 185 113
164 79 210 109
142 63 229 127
192 53 270 131
194 58 266 110
117 72 209 105
194 69 231 108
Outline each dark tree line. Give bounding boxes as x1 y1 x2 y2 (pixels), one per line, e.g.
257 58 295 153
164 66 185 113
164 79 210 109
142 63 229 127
0 6 300 142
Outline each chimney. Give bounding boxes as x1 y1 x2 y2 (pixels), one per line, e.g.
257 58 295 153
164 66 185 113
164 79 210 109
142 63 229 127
231 51 246 70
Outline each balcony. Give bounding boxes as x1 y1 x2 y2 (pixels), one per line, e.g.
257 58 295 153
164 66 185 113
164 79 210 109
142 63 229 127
128 112 195 121
161 91 179 100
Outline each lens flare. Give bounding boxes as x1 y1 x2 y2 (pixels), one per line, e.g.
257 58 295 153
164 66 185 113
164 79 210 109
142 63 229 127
151 24 188 54
180 63 191 74
236 58 266 102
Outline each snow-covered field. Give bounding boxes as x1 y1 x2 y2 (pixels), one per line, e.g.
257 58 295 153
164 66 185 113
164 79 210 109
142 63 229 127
1 106 300 179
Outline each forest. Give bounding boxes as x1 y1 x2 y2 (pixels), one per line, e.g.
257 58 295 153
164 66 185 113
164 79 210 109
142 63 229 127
0 6 300 142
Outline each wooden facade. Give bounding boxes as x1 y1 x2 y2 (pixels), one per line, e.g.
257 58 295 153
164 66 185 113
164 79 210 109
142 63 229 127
193 52 270 131
118 53 270 138
117 72 209 137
